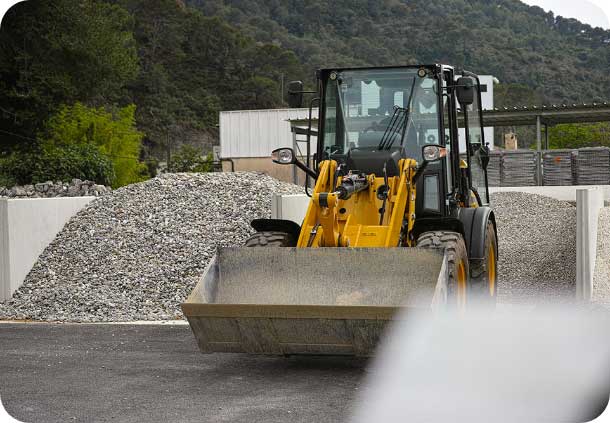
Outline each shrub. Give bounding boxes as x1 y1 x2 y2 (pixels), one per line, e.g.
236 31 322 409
169 145 213 173
0 144 115 186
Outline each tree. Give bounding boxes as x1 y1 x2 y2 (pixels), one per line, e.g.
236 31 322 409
0 0 139 150
45 103 147 187
548 122 610 149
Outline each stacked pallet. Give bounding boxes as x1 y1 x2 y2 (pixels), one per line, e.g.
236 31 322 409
502 150 537 186
487 150 502 187
573 147 610 185
542 150 574 186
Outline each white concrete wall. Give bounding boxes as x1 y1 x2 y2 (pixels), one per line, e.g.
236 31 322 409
271 194 310 224
0 197 94 300
576 188 605 301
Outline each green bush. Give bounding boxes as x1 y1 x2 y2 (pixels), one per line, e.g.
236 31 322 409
0 144 115 186
45 103 147 187
169 145 214 173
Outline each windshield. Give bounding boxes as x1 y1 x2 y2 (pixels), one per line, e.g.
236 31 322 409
322 68 441 162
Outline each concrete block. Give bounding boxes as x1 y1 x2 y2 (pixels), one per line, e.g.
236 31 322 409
271 194 310 224
0 197 94 300
575 188 605 301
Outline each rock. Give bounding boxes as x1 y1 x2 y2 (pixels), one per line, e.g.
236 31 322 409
10 186 26 197
35 183 49 193
0 180 111 198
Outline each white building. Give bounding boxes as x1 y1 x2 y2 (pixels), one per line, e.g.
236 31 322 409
218 108 318 182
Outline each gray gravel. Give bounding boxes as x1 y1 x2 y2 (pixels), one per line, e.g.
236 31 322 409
0 179 110 198
0 172 301 322
593 207 610 304
491 191 576 304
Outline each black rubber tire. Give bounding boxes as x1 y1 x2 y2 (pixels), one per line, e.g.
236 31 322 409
416 231 470 307
244 231 296 247
470 221 498 307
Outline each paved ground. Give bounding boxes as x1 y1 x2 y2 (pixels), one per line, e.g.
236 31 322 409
0 323 366 423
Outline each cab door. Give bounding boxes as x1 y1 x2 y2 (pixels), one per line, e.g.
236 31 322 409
460 75 490 205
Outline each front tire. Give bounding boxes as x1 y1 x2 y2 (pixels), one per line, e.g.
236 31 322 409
470 221 498 307
244 231 296 247
417 231 470 308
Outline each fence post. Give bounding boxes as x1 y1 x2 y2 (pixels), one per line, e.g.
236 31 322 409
291 127 298 185
536 115 542 185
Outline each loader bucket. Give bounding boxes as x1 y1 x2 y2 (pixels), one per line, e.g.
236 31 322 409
182 247 448 356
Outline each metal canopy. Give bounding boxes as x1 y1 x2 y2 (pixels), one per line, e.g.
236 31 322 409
289 103 610 128
479 103 610 127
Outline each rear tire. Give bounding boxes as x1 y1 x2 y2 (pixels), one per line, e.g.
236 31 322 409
417 231 470 308
244 231 296 247
470 221 498 307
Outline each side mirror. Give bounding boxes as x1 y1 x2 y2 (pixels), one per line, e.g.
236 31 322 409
422 144 447 163
456 77 474 106
272 147 318 179
272 147 296 165
287 81 304 108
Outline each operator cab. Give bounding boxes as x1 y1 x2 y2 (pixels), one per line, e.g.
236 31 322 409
320 67 440 177
280 64 490 222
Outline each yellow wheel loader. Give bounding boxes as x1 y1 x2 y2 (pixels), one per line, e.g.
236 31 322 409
182 65 498 356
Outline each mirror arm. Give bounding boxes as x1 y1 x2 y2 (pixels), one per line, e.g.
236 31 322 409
412 161 429 185
295 159 317 180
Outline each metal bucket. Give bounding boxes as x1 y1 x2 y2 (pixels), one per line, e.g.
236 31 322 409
182 247 448 356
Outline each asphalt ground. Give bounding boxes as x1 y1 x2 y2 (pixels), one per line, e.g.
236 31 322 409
0 323 366 423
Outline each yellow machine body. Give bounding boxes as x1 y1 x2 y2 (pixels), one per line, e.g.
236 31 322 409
298 158 418 248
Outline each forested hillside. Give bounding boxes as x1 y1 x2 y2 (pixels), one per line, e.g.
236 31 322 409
1 0 610 187
189 0 610 105
0 0 304 185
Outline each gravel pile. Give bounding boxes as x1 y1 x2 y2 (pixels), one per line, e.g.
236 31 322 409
491 191 576 304
0 179 110 198
0 172 301 322
593 208 610 304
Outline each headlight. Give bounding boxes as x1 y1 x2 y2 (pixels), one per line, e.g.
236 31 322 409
271 148 295 165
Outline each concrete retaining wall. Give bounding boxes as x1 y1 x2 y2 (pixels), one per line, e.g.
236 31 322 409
576 188 606 301
0 197 94 300
271 194 310 224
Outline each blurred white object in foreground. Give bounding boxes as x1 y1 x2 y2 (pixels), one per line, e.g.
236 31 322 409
352 308 610 423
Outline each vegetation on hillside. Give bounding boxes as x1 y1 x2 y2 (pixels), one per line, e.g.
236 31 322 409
0 0 303 186
1 0 610 186
189 0 610 104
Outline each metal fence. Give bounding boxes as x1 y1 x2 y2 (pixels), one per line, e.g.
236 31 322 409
487 147 610 187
